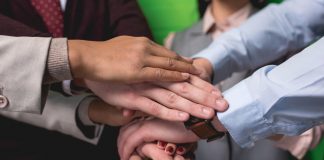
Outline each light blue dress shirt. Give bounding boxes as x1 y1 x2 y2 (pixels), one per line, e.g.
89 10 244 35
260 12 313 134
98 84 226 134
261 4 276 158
194 0 324 147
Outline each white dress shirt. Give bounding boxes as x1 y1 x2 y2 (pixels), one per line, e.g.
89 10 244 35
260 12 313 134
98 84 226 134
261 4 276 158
59 0 67 11
194 0 324 147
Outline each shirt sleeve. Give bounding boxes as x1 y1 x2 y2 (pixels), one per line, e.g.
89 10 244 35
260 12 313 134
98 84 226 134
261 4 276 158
45 38 73 84
193 0 324 84
218 37 324 148
76 96 104 139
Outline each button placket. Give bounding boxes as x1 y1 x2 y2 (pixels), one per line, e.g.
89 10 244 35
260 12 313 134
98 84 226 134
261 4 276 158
0 86 8 108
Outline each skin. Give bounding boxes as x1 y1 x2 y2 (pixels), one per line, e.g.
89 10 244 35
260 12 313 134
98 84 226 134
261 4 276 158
68 36 201 84
211 0 250 24
88 98 145 126
84 75 228 122
117 118 227 160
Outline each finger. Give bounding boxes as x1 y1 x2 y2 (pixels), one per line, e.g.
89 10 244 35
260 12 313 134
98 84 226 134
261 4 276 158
165 143 177 155
180 56 194 62
139 143 173 160
144 56 200 75
123 109 136 117
131 96 190 121
157 141 168 150
129 152 143 160
138 85 215 119
155 81 226 112
120 119 199 160
189 76 228 112
137 67 190 82
188 75 218 93
176 146 186 155
176 143 197 156
174 155 186 160
149 43 193 64
118 120 144 157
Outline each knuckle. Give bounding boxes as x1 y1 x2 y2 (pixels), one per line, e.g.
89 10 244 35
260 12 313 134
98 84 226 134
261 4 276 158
178 83 189 94
200 92 212 102
188 103 200 113
154 69 164 80
147 101 162 117
167 58 176 68
174 54 181 60
167 92 178 104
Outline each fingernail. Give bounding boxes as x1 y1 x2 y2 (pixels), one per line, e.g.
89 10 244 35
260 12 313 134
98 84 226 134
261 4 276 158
158 141 167 148
216 99 228 111
176 147 185 154
178 112 189 119
166 146 174 154
181 73 190 78
216 99 225 105
202 107 213 115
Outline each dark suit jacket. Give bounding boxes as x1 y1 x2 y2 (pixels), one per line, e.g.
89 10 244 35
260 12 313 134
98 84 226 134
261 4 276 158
0 0 152 160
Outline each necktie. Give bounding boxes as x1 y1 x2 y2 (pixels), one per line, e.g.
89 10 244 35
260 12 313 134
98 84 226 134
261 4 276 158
30 0 64 37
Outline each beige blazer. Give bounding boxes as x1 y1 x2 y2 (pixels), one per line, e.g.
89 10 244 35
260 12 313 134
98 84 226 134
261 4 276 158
0 35 50 113
0 91 101 144
0 35 101 144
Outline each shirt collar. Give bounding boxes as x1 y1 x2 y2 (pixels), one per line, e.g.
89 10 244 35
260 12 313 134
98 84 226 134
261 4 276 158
202 3 254 34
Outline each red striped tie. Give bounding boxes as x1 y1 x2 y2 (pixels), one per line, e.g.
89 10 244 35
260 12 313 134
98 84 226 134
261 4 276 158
30 0 64 37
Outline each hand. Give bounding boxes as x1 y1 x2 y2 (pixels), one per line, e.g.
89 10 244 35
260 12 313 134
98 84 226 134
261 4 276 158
88 98 145 126
85 75 228 122
129 143 193 160
193 58 214 82
118 118 202 160
156 141 197 157
68 36 200 83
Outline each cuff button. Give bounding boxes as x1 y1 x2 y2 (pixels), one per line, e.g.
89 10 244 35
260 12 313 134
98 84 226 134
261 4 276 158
0 95 8 109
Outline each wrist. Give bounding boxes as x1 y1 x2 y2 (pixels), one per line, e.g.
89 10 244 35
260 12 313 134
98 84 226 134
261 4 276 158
88 99 103 124
68 40 85 79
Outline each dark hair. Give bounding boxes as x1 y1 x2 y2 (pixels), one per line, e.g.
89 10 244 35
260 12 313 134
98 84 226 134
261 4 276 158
250 0 268 9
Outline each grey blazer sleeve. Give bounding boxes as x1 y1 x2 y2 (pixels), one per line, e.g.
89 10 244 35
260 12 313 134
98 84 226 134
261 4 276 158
0 35 51 113
0 91 103 145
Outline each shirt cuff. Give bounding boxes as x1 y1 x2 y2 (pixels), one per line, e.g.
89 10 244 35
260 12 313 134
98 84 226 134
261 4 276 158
77 97 103 138
192 42 234 84
218 79 273 148
62 80 73 96
47 38 73 82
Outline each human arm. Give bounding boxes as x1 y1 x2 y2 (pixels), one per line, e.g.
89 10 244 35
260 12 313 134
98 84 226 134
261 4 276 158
0 90 144 144
0 92 102 144
217 37 324 148
0 13 198 113
84 75 228 122
193 0 324 83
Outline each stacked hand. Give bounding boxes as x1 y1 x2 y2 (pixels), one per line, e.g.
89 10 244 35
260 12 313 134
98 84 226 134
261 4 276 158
68 35 228 160
68 36 200 83
84 75 227 122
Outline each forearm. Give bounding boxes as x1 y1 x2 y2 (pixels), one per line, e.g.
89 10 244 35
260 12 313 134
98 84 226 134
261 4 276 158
194 0 324 83
219 37 324 147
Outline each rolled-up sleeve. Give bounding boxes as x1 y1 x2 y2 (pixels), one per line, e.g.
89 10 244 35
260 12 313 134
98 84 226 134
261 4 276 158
193 0 324 84
219 37 324 148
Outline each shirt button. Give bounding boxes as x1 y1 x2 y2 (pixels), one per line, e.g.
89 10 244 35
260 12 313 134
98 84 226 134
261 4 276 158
0 95 8 109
